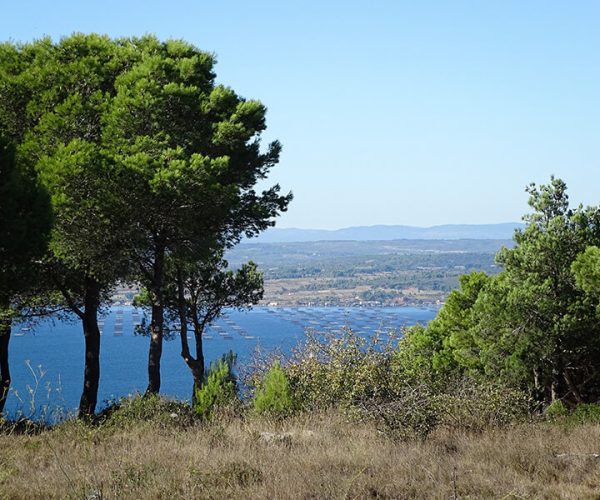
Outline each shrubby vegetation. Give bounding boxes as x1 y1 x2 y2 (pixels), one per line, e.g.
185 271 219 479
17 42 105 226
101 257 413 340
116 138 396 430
252 360 295 418
268 328 530 438
194 352 238 420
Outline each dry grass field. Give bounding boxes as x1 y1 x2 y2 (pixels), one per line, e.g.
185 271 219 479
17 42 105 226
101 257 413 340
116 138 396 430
1 411 599 499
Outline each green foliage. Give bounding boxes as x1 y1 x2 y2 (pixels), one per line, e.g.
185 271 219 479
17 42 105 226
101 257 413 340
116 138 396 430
253 360 294 417
393 272 490 381
98 394 196 430
487 179 600 401
2 35 134 283
489 179 600 404
568 404 600 425
391 325 433 381
572 246 600 315
545 402 600 427
194 352 238 419
395 178 600 406
0 132 51 414
1 33 290 412
0 134 51 304
572 246 600 295
174 255 264 330
286 329 398 411
132 288 152 308
544 400 569 420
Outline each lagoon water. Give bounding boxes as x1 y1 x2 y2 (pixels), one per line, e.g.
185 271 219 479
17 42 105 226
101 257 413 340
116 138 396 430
5 306 436 419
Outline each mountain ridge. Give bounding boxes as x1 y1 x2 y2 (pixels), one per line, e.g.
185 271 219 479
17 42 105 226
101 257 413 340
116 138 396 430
250 223 524 243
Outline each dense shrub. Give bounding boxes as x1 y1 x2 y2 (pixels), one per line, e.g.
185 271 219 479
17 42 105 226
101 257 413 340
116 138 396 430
278 328 531 438
569 403 600 424
433 381 530 431
253 360 295 417
355 379 529 439
285 329 400 411
546 402 600 427
356 384 439 440
544 400 569 420
195 353 238 420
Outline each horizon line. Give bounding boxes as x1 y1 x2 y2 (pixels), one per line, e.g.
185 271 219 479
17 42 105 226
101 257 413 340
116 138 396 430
269 221 524 232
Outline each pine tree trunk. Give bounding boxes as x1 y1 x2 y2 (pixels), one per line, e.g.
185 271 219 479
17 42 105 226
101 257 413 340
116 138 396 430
176 275 204 403
78 279 101 419
146 245 165 395
146 302 164 395
190 306 205 402
193 317 205 385
0 308 11 416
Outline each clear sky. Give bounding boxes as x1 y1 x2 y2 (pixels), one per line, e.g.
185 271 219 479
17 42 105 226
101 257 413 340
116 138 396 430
3 1 599 229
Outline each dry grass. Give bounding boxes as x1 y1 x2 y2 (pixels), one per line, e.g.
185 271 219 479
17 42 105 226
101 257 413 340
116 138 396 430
1 413 600 499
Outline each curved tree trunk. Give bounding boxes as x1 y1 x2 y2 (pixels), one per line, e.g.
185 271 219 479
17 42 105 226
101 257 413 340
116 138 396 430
176 271 204 403
0 309 11 416
78 278 101 419
146 244 165 395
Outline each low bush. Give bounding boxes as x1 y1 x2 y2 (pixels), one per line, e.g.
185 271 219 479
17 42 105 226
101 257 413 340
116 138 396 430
434 380 530 431
569 403 600 424
98 394 196 430
278 328 530 438
195 352 238 420
546 402 600 427
544 400 569 420
355 380 529 439
356 383 439 440
253 360 295 418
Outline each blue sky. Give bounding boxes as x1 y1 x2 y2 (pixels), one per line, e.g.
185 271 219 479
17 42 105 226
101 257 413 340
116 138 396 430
3 1 599 229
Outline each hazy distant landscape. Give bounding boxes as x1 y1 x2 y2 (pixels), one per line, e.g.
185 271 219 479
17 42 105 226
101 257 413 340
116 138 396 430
250 222 524 243
229 224 516 306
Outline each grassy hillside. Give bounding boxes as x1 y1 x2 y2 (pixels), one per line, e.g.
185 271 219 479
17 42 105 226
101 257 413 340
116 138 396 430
1 408 599 499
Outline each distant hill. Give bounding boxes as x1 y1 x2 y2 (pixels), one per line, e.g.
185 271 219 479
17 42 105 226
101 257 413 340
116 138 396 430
250 223 524 243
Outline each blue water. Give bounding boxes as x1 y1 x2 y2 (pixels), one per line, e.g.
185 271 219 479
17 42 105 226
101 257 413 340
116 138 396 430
5 306 436 419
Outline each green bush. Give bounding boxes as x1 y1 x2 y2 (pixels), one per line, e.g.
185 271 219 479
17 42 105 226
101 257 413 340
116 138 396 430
195 353 238 420
544 400 569 420
545 402 600 427
285 328 399 411
568 403 600 425
253 360 295 417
